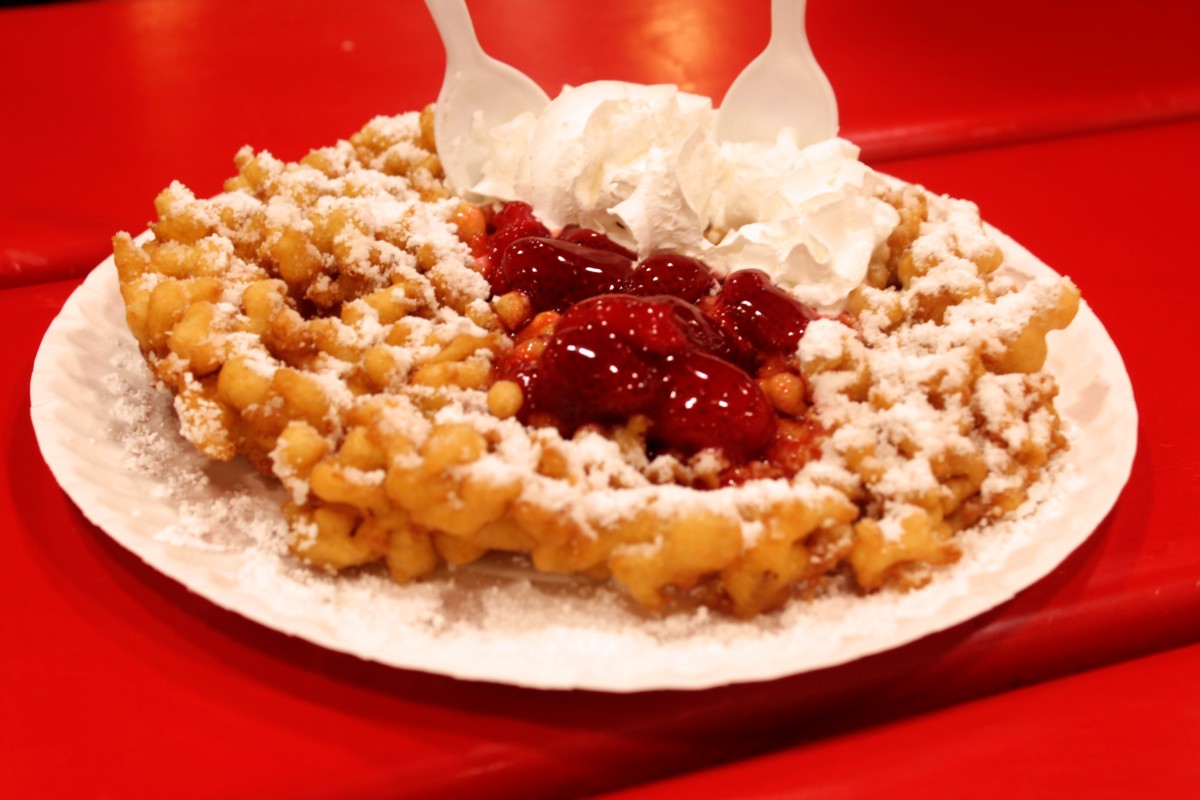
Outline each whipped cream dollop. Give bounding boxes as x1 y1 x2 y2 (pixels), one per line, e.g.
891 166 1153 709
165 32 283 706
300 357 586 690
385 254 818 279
468 81 899 310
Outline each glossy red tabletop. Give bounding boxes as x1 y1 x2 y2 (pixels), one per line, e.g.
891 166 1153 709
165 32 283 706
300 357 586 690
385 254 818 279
4 0 1199 287
3 1 1198 798
597 642 1200 799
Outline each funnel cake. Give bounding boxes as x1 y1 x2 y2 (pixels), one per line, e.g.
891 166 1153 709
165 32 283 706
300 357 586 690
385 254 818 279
112 109 1079 617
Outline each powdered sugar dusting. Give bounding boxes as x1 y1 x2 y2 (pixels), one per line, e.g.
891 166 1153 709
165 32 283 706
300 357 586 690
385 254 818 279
30 230 1135 689
98 290 1076 659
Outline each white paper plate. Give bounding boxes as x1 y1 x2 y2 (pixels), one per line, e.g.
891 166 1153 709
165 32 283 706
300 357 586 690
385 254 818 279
29 230 1137 692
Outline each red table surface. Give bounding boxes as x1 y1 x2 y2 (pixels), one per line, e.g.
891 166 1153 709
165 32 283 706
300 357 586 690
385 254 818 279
596 641 1200 800
2 0 1199 287
4 117 1198 798
4 0 1200 797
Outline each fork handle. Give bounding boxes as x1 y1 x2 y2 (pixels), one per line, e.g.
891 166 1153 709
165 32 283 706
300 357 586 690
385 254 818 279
424 0 486 69
767 0 813 56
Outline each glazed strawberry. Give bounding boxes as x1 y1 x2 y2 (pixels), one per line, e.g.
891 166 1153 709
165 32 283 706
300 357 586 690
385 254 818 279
556 295 692 355
537 325 660 422
557 225 637 260
651 350 776 461
486 220 551 284
621 253 718 304
666 298 738 362
716 269 818 353
491 201 542 231
557 293 737 361
697 296 758 369
492 237 634 311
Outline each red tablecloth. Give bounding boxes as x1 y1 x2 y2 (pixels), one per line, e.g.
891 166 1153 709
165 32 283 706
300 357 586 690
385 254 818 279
3 1 1197 797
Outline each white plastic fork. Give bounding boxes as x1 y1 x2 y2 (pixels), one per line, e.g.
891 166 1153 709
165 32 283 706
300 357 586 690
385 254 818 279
424 0 550 192
716 0 838 146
